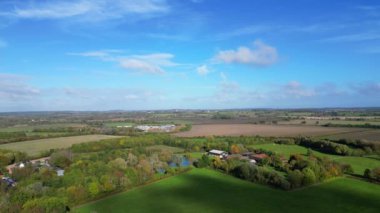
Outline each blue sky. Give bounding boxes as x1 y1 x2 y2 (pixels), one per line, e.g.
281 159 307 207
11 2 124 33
0 0 379 111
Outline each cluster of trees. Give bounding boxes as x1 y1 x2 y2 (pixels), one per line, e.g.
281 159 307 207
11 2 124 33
297 138 354 156
179 124 192 132
194 152 351 190
231 163 290 189
0 149 27 168
274 137 377 156
71 135 273 155
0 139 190 212
284 154 352 188
364 167 380 182
171 136 272 153
212 112 234 119
333 139 380 154
323 123 380 129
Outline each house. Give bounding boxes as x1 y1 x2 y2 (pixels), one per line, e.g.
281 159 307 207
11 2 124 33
226 154 249 161
208 149 228 159
2 177 17 187
56 169 65 177
241 152 254 157
251 153 269 162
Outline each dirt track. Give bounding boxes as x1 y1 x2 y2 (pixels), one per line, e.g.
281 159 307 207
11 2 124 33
173 124 367 138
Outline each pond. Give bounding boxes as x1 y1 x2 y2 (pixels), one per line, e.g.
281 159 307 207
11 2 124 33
169 157 191 168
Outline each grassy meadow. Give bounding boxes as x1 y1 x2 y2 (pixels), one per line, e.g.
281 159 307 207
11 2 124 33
75 169 380 213
250 143 380 175
146 145 185 153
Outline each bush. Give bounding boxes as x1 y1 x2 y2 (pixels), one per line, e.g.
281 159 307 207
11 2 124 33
364 167 380 182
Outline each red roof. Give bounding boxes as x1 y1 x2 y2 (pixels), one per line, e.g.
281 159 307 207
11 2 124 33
252 153 269 159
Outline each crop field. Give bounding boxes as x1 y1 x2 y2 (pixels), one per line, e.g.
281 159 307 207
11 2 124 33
322 130 380 143
0 135 122 156
75 169 380 213
250 143 380 175
174 124 366 137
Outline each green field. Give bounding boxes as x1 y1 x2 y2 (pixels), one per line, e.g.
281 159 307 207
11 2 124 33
0 123 86 132
103 122 134 128
187 152 204 159
0 135 122 156
250 143 380 175
146 145 185 153
75 169 380 213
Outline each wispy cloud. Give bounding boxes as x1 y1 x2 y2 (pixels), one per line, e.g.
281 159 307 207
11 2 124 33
0 0 170 22
356 5 380 17
196 65 210 76
280 81 316 98
350 82 380 95
0 73 40 101
321 32 380 43
70 50 178 74
215 23 349 40
215 40 279 66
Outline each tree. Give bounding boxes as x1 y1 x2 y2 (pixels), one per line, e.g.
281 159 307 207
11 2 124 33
302 168 316 185
194 155 210 168
364 169 372 179
136 159 153 182
127 153 138 166
230 144 240 154
108 158 127 171
372 167 380 181
66 185 87 204
49 150 73 168
212 157 223 169
288 170 304 188
22 197 67 213
88 182 100 197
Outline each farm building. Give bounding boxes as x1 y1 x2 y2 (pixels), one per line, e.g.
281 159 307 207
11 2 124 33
208 150 228 159
135 125 176 132
251 153 269 162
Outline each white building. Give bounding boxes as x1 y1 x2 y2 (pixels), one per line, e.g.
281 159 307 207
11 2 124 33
208 150 228 159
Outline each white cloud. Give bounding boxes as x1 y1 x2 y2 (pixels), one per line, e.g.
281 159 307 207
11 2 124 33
281 81 316 98
133 53 177 67
0 0 169 22
196 65 210 76
68 49 122 60
70 50 178 74
119 58 164 74
119 53 177 74
0 73 40 101
216 40 279 66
